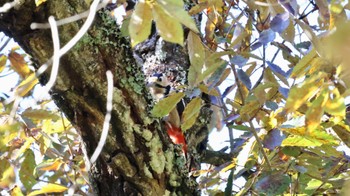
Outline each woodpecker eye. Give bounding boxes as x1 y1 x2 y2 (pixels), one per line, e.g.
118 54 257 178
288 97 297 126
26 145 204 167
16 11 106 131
157 77 162 82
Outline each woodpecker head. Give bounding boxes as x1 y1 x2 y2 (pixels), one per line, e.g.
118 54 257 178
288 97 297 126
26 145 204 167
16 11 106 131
147 73 171 101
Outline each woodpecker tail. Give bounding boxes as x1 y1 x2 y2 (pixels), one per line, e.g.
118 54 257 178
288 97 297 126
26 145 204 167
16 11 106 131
165 122 187 157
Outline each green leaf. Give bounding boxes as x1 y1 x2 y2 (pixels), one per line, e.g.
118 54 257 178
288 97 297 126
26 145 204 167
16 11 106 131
228 124 250 131
306 179 332 190
152 3 184 45
254 172 290 195
281 146 301 157
151 92 185 117
120 16 130 37
20 149 37 191
129 0 153 47
156 0 199 33
181 97 202 131
224 170 234 196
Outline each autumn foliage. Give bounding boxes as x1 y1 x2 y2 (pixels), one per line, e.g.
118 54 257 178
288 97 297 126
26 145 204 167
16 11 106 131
1 0 350 195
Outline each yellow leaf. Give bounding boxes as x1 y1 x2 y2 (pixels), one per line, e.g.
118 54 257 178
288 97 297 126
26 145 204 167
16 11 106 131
282 135 323 147
187 32 206 87
280 18 295 43
151 92 185 117
12 137 35 161
42 118 71 134
152 3 184 45
253 82 278 104
285 82 318 113
220 161 236 173
239 98 261 120
188 2 208 15
285 73 327 113
36 159 64 171
215 68 231 87
296 20 324 56
15 73 38 97
0 55 7 73
196 51 227 85
280 127 307 136
181 97 202 131
325 88 346 118
305 88 329 132
198 84 220 96
0 158 15 189
129 0 152 47
189 169 210 177
22 108 60 121
35 0 47 6
306 57 325 75
290 49 317 78
281 127 339 146
205 5 218 42
333 123 350 148
156 0 199 33
8 51 31 79
10 185 24 196
28 183 67 196
157 0 183 7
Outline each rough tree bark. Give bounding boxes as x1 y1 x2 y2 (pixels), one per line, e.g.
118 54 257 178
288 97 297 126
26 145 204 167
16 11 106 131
0 0 208 195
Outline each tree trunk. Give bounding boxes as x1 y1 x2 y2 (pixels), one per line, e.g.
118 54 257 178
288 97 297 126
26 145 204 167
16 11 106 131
0 0 202 195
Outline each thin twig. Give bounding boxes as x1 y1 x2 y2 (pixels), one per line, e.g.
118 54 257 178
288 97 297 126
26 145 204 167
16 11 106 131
314 159 347 193
252 44 266 89
247 118 272 170
220 95 235 153
0 37 11 52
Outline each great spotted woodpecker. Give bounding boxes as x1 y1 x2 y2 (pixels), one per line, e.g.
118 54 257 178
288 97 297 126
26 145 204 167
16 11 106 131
147 73 187 157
